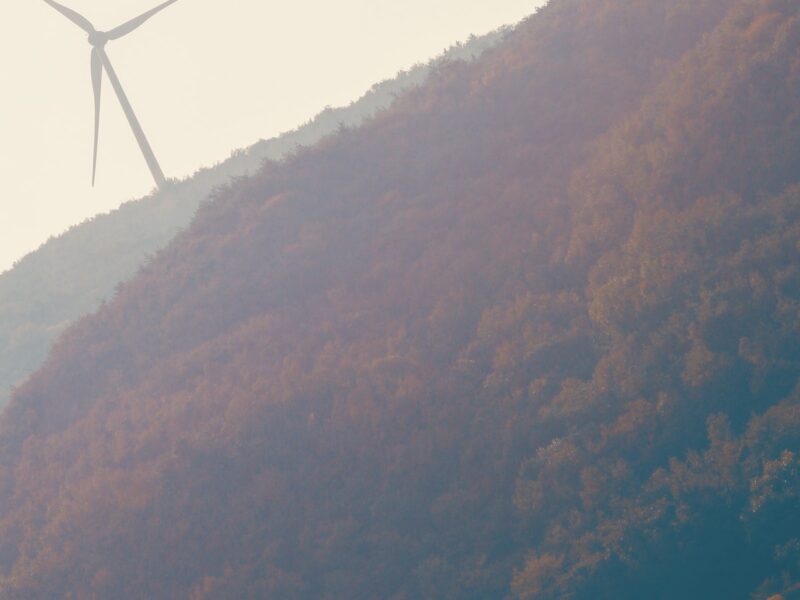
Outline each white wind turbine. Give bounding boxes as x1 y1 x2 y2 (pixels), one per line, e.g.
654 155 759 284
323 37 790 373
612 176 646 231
42 0 181 188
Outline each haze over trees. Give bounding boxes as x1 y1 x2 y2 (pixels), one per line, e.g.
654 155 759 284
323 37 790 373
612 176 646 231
0 28 504 409
1 0 800 598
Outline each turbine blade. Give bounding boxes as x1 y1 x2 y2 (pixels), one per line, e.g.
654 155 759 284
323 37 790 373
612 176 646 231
106 0 180 40
98 49 167 188
41 0 94 33
91 48 103 186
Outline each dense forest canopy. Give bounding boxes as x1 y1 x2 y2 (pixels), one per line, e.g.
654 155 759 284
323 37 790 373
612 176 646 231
1 0 800 598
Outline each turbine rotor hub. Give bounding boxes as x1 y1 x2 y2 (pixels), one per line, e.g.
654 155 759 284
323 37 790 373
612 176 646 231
88 31 108 48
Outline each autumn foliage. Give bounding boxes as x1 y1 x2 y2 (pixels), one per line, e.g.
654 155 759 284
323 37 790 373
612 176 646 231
1 0 800 598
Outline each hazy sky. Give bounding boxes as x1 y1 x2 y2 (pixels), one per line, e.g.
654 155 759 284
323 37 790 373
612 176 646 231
0 1 543 273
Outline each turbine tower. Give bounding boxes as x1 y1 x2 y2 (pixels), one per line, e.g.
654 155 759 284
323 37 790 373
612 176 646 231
42 0 180 188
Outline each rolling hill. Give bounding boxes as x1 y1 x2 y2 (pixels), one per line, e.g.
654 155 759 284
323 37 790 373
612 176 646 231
2 0 799 598
0 28 505 409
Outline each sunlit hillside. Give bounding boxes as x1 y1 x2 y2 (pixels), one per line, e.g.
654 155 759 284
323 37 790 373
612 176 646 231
2 0 799 598
0 28 504 409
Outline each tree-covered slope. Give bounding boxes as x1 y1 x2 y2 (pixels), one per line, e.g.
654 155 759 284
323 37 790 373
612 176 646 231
3 0 799 598
0 29 504 409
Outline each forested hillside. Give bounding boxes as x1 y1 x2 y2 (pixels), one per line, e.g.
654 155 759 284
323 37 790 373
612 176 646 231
0 28 504 408
2 0 799 598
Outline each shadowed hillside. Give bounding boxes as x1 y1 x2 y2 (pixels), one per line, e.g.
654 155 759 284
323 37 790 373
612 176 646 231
0 28 505 409
2 0 799 598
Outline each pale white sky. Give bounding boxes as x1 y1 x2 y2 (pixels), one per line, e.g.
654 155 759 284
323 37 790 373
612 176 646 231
0 1 542 273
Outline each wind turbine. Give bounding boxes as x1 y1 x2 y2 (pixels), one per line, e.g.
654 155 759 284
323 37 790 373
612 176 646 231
42 0 180 188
